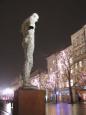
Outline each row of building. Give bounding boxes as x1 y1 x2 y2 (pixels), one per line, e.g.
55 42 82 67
30 25 86 90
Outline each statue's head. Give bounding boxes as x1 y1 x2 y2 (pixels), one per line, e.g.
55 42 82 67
21 13 39 37
30 13 39 23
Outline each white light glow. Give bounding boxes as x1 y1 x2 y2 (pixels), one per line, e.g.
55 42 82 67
2 88 14 96
45 95 48 101
5 103 12 115
31 78 40 88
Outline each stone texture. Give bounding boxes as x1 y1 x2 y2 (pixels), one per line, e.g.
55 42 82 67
21 13 39 86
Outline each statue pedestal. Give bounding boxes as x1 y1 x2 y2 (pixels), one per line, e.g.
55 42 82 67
13 88 45 115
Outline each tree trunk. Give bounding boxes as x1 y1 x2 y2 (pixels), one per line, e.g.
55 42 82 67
68 79 73 103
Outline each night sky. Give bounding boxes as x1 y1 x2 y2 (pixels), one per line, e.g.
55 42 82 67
0 0 86 88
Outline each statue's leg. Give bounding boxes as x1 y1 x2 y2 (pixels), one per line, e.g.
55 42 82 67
23 57 33 87
23 62 30 86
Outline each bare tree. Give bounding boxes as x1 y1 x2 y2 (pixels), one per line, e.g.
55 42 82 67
57 49 74 103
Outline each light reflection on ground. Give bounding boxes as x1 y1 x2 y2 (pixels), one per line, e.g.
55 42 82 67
46 103 73 115
56 103 72 115
0 102 12 115
1 102 86 115
5 103 12 115
46 103 86 115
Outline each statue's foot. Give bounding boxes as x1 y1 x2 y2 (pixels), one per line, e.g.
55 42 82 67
22 83 38 89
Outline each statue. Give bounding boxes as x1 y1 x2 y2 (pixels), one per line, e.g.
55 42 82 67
21 13 39 87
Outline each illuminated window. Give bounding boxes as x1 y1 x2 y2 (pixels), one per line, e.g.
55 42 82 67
71 79 73 86
53 60 55 64
66 81 69 87
75 63 78 69
79 61 82 67
71 69 73 73
70 58 73 64
50 68 52 72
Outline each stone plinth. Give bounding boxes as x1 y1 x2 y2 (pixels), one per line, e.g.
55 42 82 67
13 88 45 115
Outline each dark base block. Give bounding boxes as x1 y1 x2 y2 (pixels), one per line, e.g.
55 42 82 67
13 88 45 115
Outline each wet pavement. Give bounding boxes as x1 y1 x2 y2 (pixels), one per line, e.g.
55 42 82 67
0 102 12 115
1 102 86 115
46 102 86 115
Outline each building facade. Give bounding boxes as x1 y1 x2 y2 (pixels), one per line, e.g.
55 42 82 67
71 25 86 86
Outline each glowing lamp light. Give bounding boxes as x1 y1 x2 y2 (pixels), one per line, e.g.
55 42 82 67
2 88 14 96
83 94 86 100
56 91 59 95
45 95 48 102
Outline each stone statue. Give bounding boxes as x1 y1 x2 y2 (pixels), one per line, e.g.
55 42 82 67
21 13 39 87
